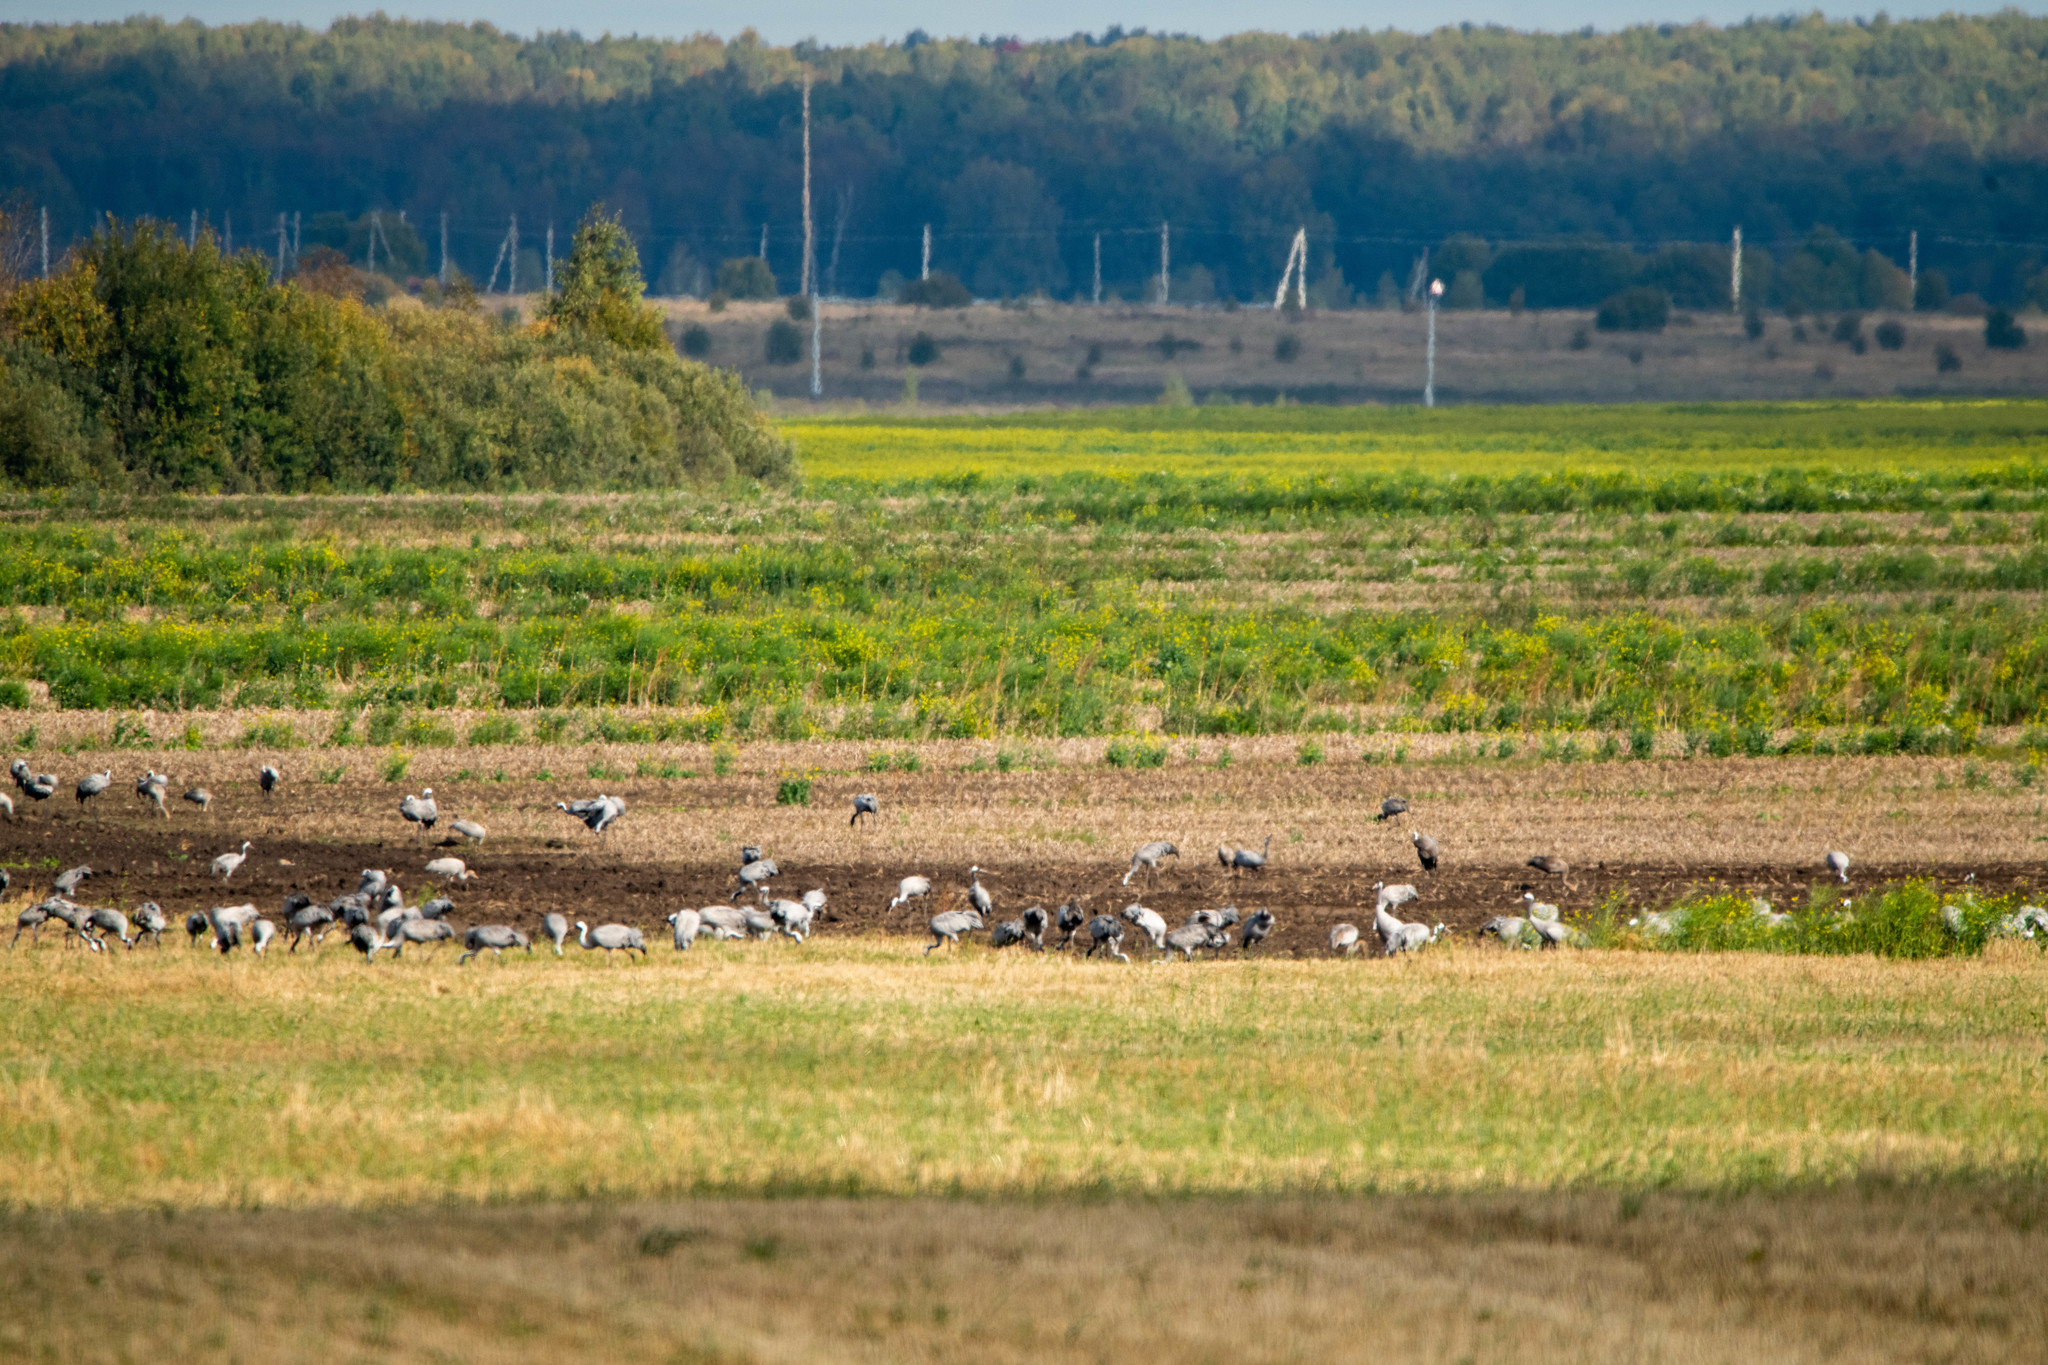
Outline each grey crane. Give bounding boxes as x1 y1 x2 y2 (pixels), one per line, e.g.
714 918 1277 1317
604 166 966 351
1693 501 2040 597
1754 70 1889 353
1373 881 1419 914
801 888 827 919
762 891 813 942
1053 899 1087 951
0 791 12 819
205 903 259 953
556 795 624 840
850 793 879 826
22 770 57 803
41 899 93 950
449 818 487 846
576 920 647 961
258 765 280 797
8 758 26 791
1084 915 1129 963
1376 797 1409 823
375 917 456 959
1519 892 1559 923
1629 910 1682 938
211 841 252 881
136 770 169 818
417 897 456 921
1481 915 1534 948
1124 840 1179 886
285 899 336 952
399 788 439 842
53 865 92 896
1120 903 1168 952
1239 908 1277 952
666 908 702 951
1528 916 1580 949
740 903 778 939
249 918 278 956
422 857 474 883
11 900 49 948
924 909 984 955
183 786 212 812
74 770 111 808
328 893 372 928
1329 923 1361 956
1164 921 1228 961
375 904 422 940
133 902 168 947
84 906 134 949
966 866 994 917
1411 831 1440 872
459 925 531 964
357 868 390 898
740 846 765 865
542 912 571 956
349 923 382 958
1825 850 1851 884
1222 837 1272 876
1374 902 1436 955
990 906 1048 952
695 905 748 940
736 859 780 895
888 876 933 912
1526 855 1574 891
184 911 211 947
1189 905 1241 930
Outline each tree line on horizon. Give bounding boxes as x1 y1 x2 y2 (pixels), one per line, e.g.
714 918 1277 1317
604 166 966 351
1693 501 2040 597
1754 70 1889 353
2 13 2048 309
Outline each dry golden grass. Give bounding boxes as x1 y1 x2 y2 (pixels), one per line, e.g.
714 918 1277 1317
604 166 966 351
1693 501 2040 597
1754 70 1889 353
3 1185 2042 1363
3 943 2043 1209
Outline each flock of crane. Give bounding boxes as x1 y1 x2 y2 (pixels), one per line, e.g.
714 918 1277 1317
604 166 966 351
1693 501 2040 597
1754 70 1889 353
2 766 1878 964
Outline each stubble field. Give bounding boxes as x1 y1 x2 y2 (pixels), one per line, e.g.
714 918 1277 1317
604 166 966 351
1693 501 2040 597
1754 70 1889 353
5 401 2048 1360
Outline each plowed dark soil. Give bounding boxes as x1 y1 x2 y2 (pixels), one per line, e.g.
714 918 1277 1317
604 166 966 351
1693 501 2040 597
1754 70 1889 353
4 815 2037 956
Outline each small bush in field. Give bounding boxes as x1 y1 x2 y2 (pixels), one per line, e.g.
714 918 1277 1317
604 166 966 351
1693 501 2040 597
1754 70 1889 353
380 752 410 782
776 775 813 806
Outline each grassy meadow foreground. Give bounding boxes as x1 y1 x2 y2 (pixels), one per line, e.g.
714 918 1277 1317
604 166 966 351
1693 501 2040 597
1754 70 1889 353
2 941 2044 1361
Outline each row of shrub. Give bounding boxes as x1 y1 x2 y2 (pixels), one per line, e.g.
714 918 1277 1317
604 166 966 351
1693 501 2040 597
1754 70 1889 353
1576 882 2046 960
0 212 794 492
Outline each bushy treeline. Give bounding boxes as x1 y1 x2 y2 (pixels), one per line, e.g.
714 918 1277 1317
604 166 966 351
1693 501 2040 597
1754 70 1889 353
0 212 793 491
5 15 2048 306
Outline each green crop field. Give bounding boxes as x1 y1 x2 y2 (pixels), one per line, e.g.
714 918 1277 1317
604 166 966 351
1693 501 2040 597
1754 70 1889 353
789 399 2048 486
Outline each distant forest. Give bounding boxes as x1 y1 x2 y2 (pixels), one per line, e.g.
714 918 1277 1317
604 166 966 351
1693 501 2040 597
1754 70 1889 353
5 14 2048 308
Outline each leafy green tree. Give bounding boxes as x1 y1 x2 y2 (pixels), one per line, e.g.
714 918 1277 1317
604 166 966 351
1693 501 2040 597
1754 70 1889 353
714 258 778 300
535 208 664 350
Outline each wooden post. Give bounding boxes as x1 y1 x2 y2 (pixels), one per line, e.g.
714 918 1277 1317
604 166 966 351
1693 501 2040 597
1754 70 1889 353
921 223 930 281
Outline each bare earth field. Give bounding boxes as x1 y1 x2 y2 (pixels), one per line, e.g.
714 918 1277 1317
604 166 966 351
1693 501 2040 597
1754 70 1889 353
3 742 2039 950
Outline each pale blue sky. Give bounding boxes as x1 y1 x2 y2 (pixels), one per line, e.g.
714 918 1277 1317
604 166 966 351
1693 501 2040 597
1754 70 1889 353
1 0 2037 46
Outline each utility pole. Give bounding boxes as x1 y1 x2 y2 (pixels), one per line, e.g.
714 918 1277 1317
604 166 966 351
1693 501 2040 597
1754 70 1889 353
1730 225 1742 313
508 215 519 295
800 70 813 299
1909 229 1919 302
1159 221 1169 304
439 212 449 285
1425 277 1443 408
40 206 48 279
189 210 198 250
1274 228 1307 309
545 223 554 293
921 223 930 281
1092 231 1101 305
